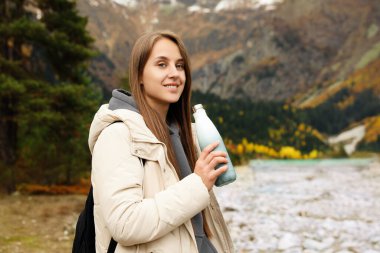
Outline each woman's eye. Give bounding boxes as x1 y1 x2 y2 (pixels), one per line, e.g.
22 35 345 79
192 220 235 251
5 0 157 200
158 63 167 68
176 64 184 70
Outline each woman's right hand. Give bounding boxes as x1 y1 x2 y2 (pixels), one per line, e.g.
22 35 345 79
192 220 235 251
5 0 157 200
194 141 228 191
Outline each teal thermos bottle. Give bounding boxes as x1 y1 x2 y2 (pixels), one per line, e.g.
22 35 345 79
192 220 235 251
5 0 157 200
192 104 236 186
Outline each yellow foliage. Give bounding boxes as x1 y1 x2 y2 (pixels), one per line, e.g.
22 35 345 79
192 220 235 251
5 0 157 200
246 143 255 152
236 144 244 155
298 123 305 131
279 146 302 159
337 95 355 110
308 150 318 159
364 116 380 143
226 138 321 161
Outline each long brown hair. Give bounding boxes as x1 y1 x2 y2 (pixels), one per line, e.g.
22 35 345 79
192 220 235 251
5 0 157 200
129 30 212 237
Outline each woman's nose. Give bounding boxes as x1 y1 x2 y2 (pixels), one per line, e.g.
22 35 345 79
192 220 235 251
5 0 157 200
168 64 179 78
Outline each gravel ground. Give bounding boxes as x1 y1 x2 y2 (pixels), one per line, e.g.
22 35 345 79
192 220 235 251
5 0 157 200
214 159 380 253
1 158 379 253
0 194 83 253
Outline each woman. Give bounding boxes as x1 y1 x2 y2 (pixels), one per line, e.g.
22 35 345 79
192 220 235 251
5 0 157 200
88 30 234 253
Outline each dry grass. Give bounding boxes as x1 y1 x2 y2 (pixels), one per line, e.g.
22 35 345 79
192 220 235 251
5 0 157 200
0 194 86 253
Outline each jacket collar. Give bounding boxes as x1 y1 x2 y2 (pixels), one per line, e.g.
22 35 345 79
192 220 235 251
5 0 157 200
89 104 181 173
88 104 162 155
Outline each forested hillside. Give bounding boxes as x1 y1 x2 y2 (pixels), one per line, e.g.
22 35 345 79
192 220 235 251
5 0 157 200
192 88 380 164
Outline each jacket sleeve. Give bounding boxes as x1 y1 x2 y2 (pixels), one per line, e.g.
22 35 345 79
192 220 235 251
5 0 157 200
91 123 210 246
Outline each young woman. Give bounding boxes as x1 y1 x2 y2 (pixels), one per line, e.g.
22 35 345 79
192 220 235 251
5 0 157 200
88 30 234 253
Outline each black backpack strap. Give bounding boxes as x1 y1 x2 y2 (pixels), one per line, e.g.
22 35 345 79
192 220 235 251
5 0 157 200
107 238 117 253
72 186 96 253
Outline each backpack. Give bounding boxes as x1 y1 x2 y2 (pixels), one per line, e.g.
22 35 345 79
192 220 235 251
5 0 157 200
72 159 145 253
72 186 117 253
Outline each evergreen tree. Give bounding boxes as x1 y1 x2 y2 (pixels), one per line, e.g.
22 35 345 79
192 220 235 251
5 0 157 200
0 0 100 192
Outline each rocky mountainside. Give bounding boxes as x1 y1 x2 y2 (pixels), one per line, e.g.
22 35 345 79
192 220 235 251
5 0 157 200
76 0 380 103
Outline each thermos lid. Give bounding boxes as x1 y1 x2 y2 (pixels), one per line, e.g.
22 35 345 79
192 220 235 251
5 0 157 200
192 104 204 113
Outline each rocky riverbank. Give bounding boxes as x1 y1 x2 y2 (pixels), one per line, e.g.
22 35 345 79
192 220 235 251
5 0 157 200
214 159 380 253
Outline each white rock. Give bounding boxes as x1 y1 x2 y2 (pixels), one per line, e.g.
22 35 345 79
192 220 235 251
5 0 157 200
369 233 380 242
214 162 380 252
303 250 319 253
254 236 277 251
303 237 335 251
340 240 362 249
283 247 303 253
316 228 327 238
322 218 336 231
278 233 301 250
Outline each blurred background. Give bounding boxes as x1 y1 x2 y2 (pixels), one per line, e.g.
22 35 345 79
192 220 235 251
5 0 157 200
0 0 379 252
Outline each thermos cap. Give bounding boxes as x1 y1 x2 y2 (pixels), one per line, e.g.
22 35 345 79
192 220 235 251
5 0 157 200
192 104 204 113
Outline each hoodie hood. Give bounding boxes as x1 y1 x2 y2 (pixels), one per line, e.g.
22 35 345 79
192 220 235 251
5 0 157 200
88 89 181 158
108 89 139 114
109 89 180 136
88 90 161 155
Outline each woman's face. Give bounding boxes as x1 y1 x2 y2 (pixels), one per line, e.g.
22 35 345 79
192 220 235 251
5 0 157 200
141 38 186 114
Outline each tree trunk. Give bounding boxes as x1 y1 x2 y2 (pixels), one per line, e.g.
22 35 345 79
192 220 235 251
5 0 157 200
0 96 18 193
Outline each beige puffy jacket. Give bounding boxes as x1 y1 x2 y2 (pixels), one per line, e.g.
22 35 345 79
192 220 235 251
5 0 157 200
88 105 234 253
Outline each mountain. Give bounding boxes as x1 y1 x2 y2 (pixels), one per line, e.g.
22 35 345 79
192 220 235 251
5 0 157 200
77 0 379 101
76 0 380 153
